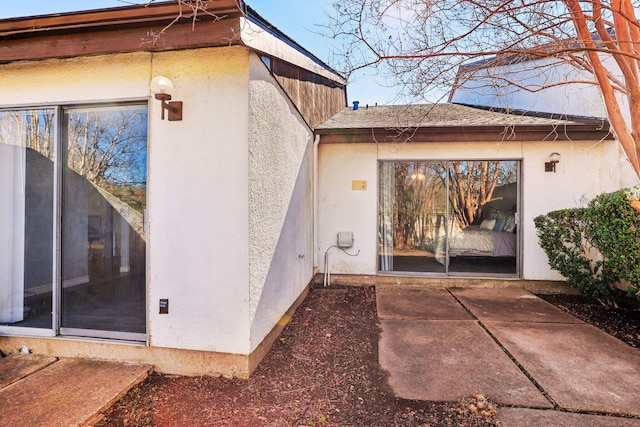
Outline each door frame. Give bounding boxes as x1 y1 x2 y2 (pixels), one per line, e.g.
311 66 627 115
0 101 149 341
56 102 149 342
377 158 522 278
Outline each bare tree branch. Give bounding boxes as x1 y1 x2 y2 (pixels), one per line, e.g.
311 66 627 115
326 0 640 176
137 0 228 45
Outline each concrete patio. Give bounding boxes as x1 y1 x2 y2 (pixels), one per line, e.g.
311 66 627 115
378 285 640 426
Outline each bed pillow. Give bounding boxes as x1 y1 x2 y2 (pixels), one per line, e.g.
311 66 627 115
494 217 508 231
480 219 496 230
504 215 516 233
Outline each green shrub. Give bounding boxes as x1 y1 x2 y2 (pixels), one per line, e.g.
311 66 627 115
585 186 640 300
534 208 623 305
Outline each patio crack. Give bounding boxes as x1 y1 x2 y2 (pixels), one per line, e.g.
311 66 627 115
446 288 559 410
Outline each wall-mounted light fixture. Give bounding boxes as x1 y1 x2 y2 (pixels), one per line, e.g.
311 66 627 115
150 76 183 121
545 152 561 173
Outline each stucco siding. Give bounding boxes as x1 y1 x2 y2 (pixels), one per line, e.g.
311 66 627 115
318 138 638 280
0 52 152 105
148 47 252 353
451 55 630 123
0 47 254 354
317 143 379 276
248 54 315 352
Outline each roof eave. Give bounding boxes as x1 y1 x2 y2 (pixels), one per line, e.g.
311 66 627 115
0 0 244 37
314 125 613 144
0 1 345 85
0 1 246 64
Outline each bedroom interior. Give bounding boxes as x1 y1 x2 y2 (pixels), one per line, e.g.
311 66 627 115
379 159 519 276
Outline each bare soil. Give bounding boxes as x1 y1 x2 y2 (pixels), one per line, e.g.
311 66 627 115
97 287 639 427
537 293 640 349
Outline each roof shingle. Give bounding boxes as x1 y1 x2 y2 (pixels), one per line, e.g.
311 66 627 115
317 103 604 130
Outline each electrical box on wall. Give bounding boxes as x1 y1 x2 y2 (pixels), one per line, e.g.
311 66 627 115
337 232 354 249
159 299 169 314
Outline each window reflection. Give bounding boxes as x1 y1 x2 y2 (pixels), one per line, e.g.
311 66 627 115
379 160 519 276
0 109 55 328
61 105 148 337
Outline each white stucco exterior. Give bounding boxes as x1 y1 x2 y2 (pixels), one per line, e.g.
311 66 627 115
317 138 638 280
0 42 322 359
247 54 315 353
450 55 630 123
10 2 638 377
147 48 252 354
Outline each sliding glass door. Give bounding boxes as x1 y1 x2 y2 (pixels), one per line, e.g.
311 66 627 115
0 109 55 331
60 105 148 340
379 160 519 276
379 161 448 273
0 103 147 341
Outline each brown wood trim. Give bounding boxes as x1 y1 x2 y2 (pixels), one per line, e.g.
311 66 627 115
315 125 614 144
266 56 346 128
0 0 242 36
0 19 243 64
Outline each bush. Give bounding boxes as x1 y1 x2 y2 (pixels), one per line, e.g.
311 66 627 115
585 187 640 300
534 208 623 305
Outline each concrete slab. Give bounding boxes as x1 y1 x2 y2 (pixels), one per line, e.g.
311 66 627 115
450 287 583 323
0 354 57 389
499 408 640 427
376 286 472 320
488 321 640 416
0 358 152 427
379 319 551 407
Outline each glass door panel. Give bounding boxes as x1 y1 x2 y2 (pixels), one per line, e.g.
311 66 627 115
0 109 55 330
447 161 518 275
379 160 519 276
60 105 147 340
379 161 447 273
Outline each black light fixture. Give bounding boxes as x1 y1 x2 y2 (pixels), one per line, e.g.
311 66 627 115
545 152 561 173
150 76 183 121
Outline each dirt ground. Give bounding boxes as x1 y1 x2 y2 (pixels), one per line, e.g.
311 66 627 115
537 293 640 349
97 287 639 427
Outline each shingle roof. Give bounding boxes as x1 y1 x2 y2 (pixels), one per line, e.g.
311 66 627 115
315 103 612 143
317 103 601 130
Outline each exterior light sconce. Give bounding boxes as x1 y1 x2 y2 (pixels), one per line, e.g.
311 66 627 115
545 152 561 173
150 76 183 121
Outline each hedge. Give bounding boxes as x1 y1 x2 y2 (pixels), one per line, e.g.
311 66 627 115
534 208 623 305
534 186 640 305
585 187 640 299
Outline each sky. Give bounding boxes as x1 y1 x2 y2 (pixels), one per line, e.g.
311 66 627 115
0 0 398 106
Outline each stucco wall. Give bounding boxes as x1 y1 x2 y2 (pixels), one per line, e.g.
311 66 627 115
0 47 253 354
317 138 639 280
148 48 251 354
247 54 315 352
450 55 630 123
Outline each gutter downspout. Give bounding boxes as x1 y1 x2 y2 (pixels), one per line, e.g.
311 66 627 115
313 134 320 279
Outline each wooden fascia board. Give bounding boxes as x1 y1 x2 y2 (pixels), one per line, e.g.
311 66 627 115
0 18 243 64
0 1 242 36
315 125 614 144
0 2 346 89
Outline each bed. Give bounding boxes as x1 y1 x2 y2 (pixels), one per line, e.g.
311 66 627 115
429 217 517 265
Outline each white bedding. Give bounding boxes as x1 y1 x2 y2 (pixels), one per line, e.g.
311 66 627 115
431 225 517 265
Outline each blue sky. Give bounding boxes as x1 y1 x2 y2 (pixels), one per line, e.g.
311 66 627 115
0 0 397 105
